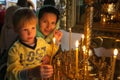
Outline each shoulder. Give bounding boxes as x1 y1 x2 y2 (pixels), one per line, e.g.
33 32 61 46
37 37 46 42
8 40 22 52
36 37 50 46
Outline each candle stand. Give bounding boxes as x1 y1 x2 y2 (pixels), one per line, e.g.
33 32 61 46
48 0 119 80
48 48 118 80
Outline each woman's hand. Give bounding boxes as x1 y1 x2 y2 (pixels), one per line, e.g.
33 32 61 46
53 30 62 42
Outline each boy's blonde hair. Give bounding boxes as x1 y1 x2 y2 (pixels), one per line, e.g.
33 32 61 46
12 7 37 32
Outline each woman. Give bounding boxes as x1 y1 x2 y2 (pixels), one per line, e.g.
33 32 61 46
36 5 62 44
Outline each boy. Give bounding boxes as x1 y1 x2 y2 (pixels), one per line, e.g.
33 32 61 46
7 8 57 80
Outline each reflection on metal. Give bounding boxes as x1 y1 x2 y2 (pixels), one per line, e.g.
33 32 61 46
66 0 72 30
100 3 120 24
57 0 67 30
66 0 76 30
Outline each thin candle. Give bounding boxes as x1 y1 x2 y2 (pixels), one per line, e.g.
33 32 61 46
52 37 56 55
75 40 79 75
50 37 56 64
81 34 84 46
83 45 86 52
69 28 72 51
111 49 118 80
82 45 88 76
53 37 56 44
82 45 86 59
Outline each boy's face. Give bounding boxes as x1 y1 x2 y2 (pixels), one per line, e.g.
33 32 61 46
39 13 57 36
18 22 36 45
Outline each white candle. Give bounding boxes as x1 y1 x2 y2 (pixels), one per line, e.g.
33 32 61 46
75 40 79 74
69 28 72 51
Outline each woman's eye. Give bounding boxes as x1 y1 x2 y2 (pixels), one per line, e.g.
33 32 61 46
32 27 35 29
51 22 56 25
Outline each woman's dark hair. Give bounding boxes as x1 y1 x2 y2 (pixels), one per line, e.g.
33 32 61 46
38 5 60 23
43 0 55 6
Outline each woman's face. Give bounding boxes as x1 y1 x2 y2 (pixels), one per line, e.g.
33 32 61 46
39 13 57 36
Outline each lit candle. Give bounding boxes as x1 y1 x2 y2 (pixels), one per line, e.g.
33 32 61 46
53 37 56 44
81 34 84 46
103 18 106 23
52 37 56 55
83 45 86 59
111 15 114 20
50 37 56 64
82 45 88 76
75 40 79 75
111 49 118 80
113 49 118 58
69 28 72 51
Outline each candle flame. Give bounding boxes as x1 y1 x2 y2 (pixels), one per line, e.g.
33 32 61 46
103 18 106 22
114 49 118 56
75 40 79 48
69 28 71 32
82 34 84 39
53 37 56 44
83 45 86 52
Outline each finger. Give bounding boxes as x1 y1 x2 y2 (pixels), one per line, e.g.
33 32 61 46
41 69 53 78
42 60 50 65
42 73 53 78
43 65 53 69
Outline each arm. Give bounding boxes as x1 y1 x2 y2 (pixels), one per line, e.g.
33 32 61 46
47 29 62 54
7 46 24 80
7 44 53 80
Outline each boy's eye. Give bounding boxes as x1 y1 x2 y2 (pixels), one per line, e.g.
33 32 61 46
43 20 47 23
23 29 27 31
